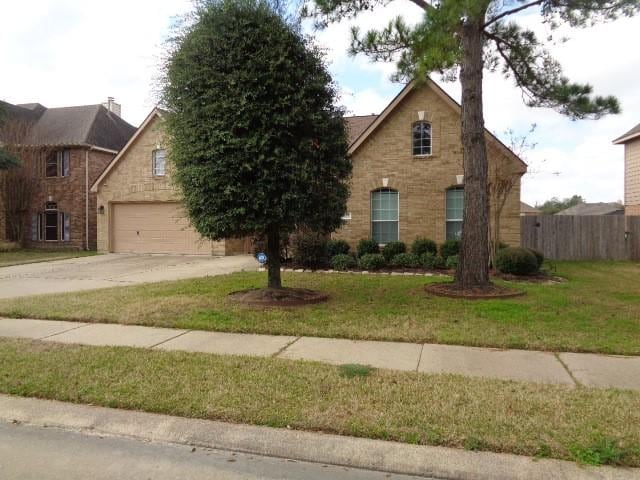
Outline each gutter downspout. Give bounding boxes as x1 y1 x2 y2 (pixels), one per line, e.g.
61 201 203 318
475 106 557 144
85 148 90 251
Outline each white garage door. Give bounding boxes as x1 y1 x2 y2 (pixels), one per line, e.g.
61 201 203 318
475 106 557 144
111 203 213 255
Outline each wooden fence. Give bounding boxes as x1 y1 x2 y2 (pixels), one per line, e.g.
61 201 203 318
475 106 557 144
521 215 640 261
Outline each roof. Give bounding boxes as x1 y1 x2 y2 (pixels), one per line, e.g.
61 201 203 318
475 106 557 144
520 202 541 214
346 79 527 172
0 100 136 152
345 115 377 145
613 122 640 144
555 202 624 216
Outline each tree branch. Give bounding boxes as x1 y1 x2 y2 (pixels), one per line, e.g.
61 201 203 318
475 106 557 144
484 0 545 28
407 0 433 11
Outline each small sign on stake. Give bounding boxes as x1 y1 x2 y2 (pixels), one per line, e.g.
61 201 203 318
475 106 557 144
256 252 268 265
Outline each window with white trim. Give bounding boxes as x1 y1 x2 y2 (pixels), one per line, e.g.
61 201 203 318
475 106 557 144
412 122 432 156
153 149 166 176
371 188 399 244
44 150 70 177
31 202 70 242
445 187 464 240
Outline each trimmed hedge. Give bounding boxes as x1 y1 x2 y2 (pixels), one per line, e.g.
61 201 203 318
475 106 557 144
440 239 460 259
358 253 386 271
356 239 379 258
445 254 459 269
411 238 437 256
527 248 545 269
420 253 445 270
330 253 356 271
382 241 406 261
390 253 421 268
496 247 539 275
327 239 350 258
293 232 328 268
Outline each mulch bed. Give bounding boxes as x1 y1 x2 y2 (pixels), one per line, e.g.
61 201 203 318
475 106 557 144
228 287 329 307
493 271 566 284
425 282 526 300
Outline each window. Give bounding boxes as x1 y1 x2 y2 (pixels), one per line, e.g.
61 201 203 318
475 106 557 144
412 122 432 156
371 188 399 244
446 187 464 240
44 150 70 177
31 204 70 242
153 149 166 176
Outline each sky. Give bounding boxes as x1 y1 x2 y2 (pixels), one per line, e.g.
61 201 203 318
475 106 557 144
1 0 638 206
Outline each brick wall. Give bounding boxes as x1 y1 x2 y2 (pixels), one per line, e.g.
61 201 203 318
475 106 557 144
334 85 524 249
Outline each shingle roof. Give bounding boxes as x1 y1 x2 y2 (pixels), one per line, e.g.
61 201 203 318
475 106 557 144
520 201 540 214
345 114 378 145
613 122 640 144
0 101 136 151
555 202 624 216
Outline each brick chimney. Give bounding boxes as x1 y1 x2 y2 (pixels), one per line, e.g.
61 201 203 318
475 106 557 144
102 97 122 117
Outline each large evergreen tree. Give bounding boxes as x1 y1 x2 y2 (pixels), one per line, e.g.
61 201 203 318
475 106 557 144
307 0 638 290
162 0 351 290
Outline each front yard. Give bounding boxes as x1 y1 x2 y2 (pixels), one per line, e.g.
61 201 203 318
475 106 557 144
2 338 639 466
0 249 97 268
0 261 638 354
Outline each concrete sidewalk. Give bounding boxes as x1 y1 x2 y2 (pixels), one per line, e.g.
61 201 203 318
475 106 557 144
1 317 639 390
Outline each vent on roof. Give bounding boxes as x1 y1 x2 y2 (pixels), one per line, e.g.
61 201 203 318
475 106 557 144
102 97 121 117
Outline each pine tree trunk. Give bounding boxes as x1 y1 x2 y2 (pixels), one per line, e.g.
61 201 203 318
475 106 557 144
267 227 282 289
455 12 490 289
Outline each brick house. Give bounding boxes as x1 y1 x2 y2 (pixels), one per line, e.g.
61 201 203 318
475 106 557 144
613 122 640 216
336 79 526 247
0 99 136 249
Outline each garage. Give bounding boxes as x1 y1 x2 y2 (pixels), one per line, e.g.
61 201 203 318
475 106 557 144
111 202 214 255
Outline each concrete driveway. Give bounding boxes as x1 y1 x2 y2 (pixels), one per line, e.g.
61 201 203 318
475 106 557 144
0 254 258 299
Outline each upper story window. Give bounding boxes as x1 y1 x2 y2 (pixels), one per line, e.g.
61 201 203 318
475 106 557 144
445 187 464 241
45 150 70 177
371 188 399 245
153 149 166 177
412 122 432 156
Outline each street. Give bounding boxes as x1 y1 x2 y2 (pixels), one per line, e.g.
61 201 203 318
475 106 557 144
0 421 430 480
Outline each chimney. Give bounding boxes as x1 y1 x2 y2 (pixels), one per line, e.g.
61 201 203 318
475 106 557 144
102 97 122 117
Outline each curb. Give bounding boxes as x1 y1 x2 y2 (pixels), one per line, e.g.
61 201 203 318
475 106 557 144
0 395 637 480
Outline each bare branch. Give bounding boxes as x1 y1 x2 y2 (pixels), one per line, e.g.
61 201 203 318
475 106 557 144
484 0 545 28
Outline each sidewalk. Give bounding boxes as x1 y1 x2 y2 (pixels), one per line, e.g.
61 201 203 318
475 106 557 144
1 317 639 390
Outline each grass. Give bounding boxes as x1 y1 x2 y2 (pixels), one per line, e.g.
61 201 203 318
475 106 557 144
0 261 638 354
0 338 638 466
0 249 97 267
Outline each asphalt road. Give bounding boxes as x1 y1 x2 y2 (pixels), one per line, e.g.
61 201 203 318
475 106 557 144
0 421 430 480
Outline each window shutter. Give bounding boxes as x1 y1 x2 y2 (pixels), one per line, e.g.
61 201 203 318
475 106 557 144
31 214 38 241
63 213 71 241
62 150 70 177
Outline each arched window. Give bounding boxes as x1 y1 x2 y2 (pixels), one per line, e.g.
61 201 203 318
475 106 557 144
371 188 399 244
412 122 432 156
445 187 464 240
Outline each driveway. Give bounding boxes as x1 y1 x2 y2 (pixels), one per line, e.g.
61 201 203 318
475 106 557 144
0 254 258 299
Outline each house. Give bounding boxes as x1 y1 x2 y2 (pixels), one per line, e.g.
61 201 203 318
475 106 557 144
555 202 624 216
613 122 640 216
335 79 526 247
91 109 249 255
520 202 541 217
0 99 136 249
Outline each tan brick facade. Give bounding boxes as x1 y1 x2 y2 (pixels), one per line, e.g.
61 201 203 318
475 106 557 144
624 138 640 215
335 83 525 248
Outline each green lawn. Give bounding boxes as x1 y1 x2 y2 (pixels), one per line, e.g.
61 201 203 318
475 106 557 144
1 338 638 466
0 261 638 354
0 249 97 268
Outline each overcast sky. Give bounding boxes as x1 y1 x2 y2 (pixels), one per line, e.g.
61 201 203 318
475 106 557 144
1 0 638 206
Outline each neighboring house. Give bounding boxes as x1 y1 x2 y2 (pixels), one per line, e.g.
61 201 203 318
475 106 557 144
613 122 640 216
335 79 526 247
91 109 249 255
0 99 136 249
555 202 624 216
520 201 541 217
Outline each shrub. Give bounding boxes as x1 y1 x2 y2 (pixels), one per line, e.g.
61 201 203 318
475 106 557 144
445 254 459 269
391 253 421 268
0 241 19 252
440 239 460 259
292 232 328 268
326 239 350 257
527 248 545 269
358 253 386 271
412 237 438 256
382 241 406 261
356 239 379 257
330 253 356 271
496 247 539 275
420 253 445 270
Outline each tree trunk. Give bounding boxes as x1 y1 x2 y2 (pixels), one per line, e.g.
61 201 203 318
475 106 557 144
266 226 282 289
455 11 490 289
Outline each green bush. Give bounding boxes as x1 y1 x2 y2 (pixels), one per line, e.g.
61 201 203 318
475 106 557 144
330 253 356 271
445 254 459 269
358 253 386 271
527 248 545 269
440 239 460 259
391 253 421 268
356 239 379 258
326 239 350 257
412 237 437 256
496 247 539 275
420 253 445 270
292 232 328 268
382 241 406 261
